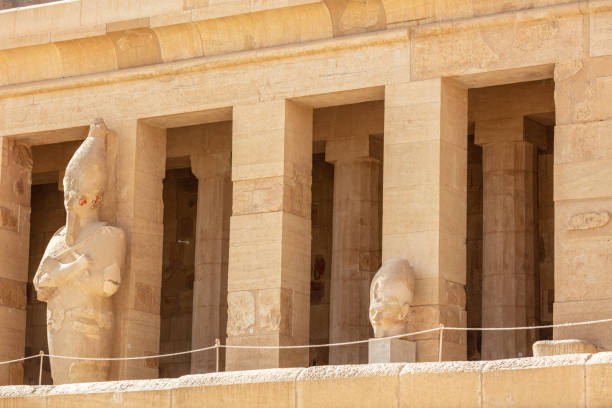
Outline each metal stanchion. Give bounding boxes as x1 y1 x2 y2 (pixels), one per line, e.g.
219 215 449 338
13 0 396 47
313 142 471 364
38 351 44 385
438 324 444 362
215 338 220 373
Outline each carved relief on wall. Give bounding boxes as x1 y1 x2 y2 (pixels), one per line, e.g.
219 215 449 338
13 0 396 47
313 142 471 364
227 291 255 336
568 211 611 230
310 254 326 303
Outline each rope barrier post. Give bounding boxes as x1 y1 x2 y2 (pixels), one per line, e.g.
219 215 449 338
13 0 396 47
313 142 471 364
438 324 444 362
215 338 220 373
38 350 44 385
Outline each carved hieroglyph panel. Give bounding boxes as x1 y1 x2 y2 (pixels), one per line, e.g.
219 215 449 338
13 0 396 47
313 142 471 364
227 291 255 336
0 206 18 231
257 288 292 335
568 211 611 230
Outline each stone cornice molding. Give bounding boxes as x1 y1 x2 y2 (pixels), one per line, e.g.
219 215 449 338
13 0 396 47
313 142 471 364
0 0 605 92
0 28 409 99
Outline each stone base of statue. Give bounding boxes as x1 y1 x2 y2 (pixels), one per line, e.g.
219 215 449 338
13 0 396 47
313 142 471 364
532 339 599 357
368 338 416 364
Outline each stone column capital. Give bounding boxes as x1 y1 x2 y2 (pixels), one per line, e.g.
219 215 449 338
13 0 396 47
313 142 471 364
325 134 382 164
474 117 547 150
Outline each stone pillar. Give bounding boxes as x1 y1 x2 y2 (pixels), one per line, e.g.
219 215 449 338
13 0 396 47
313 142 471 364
0 138 31 385
190 140 232 374
383 78 468 362
325 134 381 365
475 117 546 360
553 57 612 350
111 121 166 380
226 100 312 371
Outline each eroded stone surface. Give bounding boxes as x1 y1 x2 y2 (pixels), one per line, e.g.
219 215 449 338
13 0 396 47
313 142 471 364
298 362 405 380
0 354 606 408
533 339 599 356
226 291 255 336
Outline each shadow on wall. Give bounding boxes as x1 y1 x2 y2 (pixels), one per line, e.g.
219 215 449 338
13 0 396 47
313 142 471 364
0 0 59 10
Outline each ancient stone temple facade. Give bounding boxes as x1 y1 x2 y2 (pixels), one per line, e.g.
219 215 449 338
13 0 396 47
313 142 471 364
1 0 612 405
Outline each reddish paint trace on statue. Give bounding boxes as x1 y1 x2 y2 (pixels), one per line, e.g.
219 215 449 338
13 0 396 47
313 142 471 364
91 194 102 209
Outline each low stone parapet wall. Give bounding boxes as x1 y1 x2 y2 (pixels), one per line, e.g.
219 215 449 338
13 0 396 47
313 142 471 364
1 352 611 407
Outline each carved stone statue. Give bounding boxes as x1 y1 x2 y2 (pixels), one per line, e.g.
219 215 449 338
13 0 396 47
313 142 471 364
33 119 125 384
369 258 415 338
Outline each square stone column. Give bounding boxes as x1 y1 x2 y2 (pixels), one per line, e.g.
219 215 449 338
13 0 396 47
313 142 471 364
190 135 232 374
0 138 31 385
553 57 612 350
475 117 546 360
226 100 312 370
110 120 166 380
383 78 468 361
325 134 382 365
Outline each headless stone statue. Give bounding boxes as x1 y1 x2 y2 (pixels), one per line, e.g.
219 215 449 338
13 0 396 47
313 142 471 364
368 259 416 363
33 119 125 384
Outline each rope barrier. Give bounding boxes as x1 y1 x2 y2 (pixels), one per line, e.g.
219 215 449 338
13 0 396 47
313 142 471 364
438 324 444 362
1 317 610 366
220 327 441 349
0 354 40 366
443 317 612 331
45 344 218 361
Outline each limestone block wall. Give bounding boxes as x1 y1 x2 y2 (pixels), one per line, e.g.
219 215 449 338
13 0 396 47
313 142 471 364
383 78 468 361
0 0 583 54
159 169 197 379
0 0 587 87
553 54 612 349
226 100 313 370
0 139 31 385
2 353 612 407
0 2 334 86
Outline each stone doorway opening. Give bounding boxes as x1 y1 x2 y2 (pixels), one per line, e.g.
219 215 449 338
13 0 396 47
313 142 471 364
159 166 197 378
309 101 384 366
466 79 555 361
160 120 232 377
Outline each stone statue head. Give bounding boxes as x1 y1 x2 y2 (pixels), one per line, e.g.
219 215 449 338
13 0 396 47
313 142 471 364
369 258 415 338
63 118 109 245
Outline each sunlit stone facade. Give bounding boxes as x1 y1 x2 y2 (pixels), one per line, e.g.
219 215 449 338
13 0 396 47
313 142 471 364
1 0 612 405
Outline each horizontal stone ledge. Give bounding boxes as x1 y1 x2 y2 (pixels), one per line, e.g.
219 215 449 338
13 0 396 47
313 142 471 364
0 27 408 101
0 352 610 407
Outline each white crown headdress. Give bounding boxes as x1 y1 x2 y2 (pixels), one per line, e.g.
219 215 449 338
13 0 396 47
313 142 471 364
63 118 108 196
